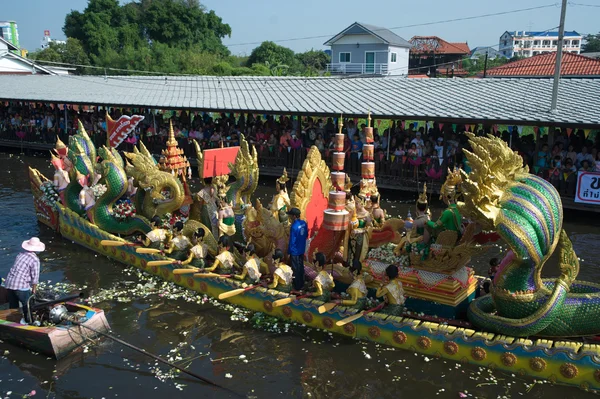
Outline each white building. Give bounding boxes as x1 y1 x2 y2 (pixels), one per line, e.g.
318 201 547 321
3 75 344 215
324 22 411 76
40 30 66 50
498 31 582 58
0 36 56 75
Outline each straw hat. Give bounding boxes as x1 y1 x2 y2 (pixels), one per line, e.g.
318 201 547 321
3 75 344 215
22 237 45 252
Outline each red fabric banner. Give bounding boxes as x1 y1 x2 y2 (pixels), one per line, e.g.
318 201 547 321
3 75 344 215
107 113 145 148
201 147 240 178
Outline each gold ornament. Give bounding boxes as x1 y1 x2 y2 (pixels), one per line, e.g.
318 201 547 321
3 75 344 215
439 167 462 201
501 353 517 367
393 331 407 345
443 341 459 355
529 357 547 372
471 347 487 361
291 146 332 219
417 336 432 350
277 168 290 184
417 183 428 206
338 113 343 134
560 363 579 379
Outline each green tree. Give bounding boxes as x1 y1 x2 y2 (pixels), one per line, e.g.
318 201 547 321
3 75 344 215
296 49 330 72
247 41 297 70
582 33 600 53
31 38 90 68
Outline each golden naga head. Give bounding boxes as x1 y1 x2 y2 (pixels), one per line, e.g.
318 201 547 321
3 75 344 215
459 132 529 230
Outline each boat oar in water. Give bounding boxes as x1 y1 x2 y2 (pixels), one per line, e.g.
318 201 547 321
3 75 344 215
63 316 242 397
147 259 177 267
317 302 338 314
217 284 261 300
271 294 311 308
136 248 161 254
101 240 138 247
335 303 386 327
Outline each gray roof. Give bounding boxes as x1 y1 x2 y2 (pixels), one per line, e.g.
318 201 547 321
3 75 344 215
0 75 599 127
324 22 412 48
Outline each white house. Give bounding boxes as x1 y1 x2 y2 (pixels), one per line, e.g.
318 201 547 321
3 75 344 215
498 30 583 58
324 22 411 76
0 36 56 75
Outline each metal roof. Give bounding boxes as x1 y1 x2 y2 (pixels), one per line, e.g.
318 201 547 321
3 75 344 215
324 22 412 48
0 74 599 127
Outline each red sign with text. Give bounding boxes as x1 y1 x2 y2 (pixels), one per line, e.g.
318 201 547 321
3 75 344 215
107 114 145 148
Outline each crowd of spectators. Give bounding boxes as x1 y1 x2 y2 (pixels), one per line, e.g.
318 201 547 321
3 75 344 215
1 102 599 196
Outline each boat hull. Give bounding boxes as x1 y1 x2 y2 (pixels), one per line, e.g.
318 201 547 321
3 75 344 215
48 204 600 391
0 303 110 359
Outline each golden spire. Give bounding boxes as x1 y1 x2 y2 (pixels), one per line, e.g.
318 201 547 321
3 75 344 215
55 137 66 150
338 114 343 134
277 168 290 184
367 111 371 128
439 167 462 200
167 119 177 146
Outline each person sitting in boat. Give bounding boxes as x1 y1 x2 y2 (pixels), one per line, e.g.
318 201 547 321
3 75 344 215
217 199 236 238
50 153 69 204
179 228 208 268
335 260 369 310
376 265 405 316
164 221 191 261
126 176 137 198
141 216 171 250
203 235 237 275
270 169 291 225
310 252 334 302
349 197 372 263
77 171 96 221
426 168 463 242
234 243 264 285
268 248 293 293
196 178 219 238
3 237 45 325
370 195 386 227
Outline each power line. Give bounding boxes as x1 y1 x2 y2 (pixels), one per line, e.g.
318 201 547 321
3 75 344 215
225 4 560 47
569 2 600 7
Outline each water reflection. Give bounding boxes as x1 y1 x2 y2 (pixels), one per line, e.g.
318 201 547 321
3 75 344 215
0 153 598 398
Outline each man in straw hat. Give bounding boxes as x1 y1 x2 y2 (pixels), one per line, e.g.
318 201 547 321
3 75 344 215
3 237 45 324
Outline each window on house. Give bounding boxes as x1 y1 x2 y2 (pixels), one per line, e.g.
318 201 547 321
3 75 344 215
543 40 550 46
339 52 351 63
390 53 397 62
552 40 558 46
503 40 507 46
534 40 540 46
563 40 570 46
572 40 579 46
514 40 520 46
533 51 539 55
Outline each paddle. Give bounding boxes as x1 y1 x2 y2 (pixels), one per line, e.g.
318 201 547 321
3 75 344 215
101 240 138 247
173 268 201 275
317 302 338 314
271 294 311 308
147 259 176 267
136 248 161 254
193 273 232 278
335 303 386 327
217 284 259 300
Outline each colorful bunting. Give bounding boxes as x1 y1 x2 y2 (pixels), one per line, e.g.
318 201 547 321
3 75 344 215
401 120 405 129
584 129 591 138
566 128 573 137
439 123 444 131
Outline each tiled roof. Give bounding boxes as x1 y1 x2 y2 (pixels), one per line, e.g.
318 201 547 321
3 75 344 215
324 22 411 48
486 52 600 77
0 75 598 126
410 36 470 55
507 31 581 37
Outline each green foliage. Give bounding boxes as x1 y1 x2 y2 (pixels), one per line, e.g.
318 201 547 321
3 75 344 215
461 55 511 76
57 0 330 76
582 33 600 53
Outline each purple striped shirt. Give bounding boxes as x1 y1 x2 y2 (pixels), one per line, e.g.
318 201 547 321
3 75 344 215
4 252 40 290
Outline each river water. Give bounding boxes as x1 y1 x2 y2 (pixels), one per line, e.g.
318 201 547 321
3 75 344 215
0 152 599 399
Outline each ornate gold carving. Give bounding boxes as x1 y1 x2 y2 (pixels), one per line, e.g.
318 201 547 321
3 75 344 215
501 353 517 367
302 311 314 324
393 331 407 345
443 341 459 355
291 146 332 218
471 347 487 361
263 300 274 313
343 323 356 335
282 306 293 318
594 369 600 383
529 357 547 372
560 363 579 379
322 317 334 329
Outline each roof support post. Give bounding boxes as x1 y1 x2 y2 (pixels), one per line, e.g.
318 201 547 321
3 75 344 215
550 0 568 113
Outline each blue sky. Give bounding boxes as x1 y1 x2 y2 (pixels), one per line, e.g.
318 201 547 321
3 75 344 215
3 0 598 55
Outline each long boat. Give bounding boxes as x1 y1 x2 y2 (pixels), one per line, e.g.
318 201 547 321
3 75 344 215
27 120 600 392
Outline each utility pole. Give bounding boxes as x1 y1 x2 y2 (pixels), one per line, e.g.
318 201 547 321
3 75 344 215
483 50 489 78
550 0 568 113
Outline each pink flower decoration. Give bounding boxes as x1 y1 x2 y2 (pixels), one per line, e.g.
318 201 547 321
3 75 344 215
29 390 37 397
458 393 467 398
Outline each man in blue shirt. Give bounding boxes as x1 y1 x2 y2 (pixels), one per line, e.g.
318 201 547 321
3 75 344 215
287 207 308 291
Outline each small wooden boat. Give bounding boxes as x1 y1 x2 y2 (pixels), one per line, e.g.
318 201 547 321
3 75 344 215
0 302 110 359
